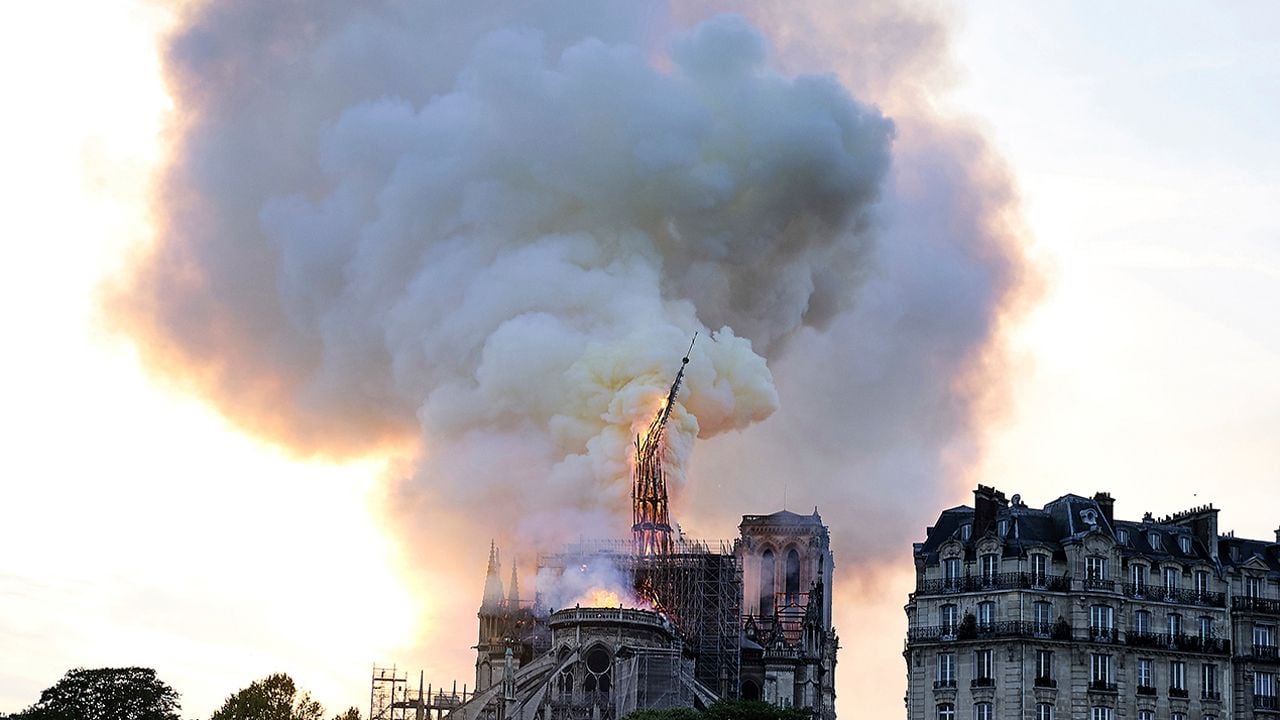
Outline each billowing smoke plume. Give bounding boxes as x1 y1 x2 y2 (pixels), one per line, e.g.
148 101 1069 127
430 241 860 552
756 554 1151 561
113 1 1034 716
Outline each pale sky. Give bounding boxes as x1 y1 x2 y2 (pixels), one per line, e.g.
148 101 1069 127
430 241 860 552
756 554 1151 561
1 3 1277 720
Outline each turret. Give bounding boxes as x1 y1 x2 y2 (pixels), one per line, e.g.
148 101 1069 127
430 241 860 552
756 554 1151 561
482 541 504 610
507 560 520 609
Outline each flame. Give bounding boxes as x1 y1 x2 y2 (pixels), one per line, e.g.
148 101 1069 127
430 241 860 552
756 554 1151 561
583 588 624 607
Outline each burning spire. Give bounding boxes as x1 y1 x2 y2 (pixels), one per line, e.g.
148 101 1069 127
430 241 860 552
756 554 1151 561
632 335 696 557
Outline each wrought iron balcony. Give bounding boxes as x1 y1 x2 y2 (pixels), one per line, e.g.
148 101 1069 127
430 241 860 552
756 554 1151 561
1136 685 1157 697
1201 689 1221 701
1033 676 1056 689
1250 644 1280 662
970 677 994 689
915 572 1071 595
907 621 1073 643
1083 578 1116 592
1123 583 1226 607
1255 695 1279 710
1124 631 1230 654
1088 680 1118 693
933 679 956 689
1087 627 1119 644
1169 687 1189 699
1235 596 1280 615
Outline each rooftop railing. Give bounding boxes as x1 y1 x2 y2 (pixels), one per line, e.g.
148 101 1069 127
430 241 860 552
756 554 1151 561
1124 631 1230 654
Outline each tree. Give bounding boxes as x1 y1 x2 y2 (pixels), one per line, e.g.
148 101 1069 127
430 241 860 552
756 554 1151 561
209 674 326 720
331 709 361 720
10 667 181 720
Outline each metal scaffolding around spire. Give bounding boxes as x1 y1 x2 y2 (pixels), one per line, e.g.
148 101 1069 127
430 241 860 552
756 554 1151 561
632 334 696 557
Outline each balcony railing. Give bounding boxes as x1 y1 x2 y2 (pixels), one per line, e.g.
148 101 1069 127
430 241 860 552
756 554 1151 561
1124 583 1226 607
1235 596 1280 615
1083 578 1116 592
971 677 994 689
907 621 1072 643
1254 695 1278 710
1034 676 1056 689
1124 631 1230 654
1136 685 1157 697
1087 627 1119 644
1088 680 1118 693
915 572 1071 595
1202 690 1221 701
1169 687 1189 699
933 679 956 689
1249 645 1280 662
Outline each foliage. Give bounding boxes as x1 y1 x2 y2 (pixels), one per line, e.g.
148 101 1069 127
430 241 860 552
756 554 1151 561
209 674 327 720
9 667 181 720
622 700 810 720
331 709 361 720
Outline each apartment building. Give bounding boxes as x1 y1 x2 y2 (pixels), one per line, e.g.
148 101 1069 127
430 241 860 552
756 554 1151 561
904 486 1280 720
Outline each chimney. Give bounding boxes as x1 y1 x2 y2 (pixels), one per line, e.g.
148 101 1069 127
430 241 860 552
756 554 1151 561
973 485 1008 540
1093 492 1115 528
1274 526 1280 544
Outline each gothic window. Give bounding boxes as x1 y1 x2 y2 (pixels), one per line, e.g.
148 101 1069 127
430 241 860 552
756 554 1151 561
760 550 775 618
785 548 801 599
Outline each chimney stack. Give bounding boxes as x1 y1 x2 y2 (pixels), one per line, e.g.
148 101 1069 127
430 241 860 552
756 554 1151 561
1274 526 1280 544
1093 492 1115 528
973 485 1008 540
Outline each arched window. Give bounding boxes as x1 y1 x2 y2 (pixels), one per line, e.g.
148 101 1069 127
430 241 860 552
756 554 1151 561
760 550 775 618
740 680 760 700
785 549 801 598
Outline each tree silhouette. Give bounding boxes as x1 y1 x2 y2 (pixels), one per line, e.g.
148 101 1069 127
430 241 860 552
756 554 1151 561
209 674 324 720
9 667 181 720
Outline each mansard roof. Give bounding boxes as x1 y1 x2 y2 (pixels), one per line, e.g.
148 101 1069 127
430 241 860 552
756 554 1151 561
740 509 825 528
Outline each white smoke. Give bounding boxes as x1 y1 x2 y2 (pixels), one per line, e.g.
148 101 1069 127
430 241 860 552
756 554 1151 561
114 2 1034 713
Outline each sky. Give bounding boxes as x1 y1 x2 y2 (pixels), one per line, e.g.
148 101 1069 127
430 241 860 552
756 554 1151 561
1 2 1277 720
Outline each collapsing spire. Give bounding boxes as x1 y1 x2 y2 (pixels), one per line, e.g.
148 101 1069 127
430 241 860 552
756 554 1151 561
632 335 696 557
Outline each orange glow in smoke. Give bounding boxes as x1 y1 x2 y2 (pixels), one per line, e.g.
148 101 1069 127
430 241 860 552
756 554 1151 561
582 588 625 607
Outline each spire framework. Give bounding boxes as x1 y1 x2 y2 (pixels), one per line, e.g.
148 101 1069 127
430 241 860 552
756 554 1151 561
632 336 695 557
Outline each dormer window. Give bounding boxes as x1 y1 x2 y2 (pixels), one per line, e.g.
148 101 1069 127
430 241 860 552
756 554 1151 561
1178 536 1192 554
1149 532 1163 551
1116 528 1129 544
961 524 972 541
998 519 1008 537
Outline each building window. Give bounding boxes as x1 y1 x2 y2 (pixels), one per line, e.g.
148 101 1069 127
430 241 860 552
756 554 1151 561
1195 570 1210 595
1137 658 1153 688
977 601 995 630
975 649 993 680
784 549 801 599
1090 653 1113 685
937 653 955 686
1034 601 1053 633
1130 563 1147 590
1035 703 1054 720
980 553 998 583
1134 610 1151 635
1031 554 1048 585
1179 536 1192 553
1247 576 1262 598
1171 660 1186 691
1117 528 1129 544
998 519 1008 537
1198 616 1213 640
961 524 972 541
1255 624 1275 650
1168 613 1182 637
1256 671 1275 698
1164 566 1180 593
1138 712 1152 720
973 703 992 720
759 550 775 618
937 704 955 720
1086 556 1107 581
1202 663 1217 698
1036 649 1053 682
941 604 958 635
1090 605 1114 639
1149 532 1163 550
1171 714 1185 720
1091 708 1113 720
943 558 961 588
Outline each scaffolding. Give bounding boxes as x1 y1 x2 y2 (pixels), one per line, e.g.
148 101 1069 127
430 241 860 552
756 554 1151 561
370 666 475 720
